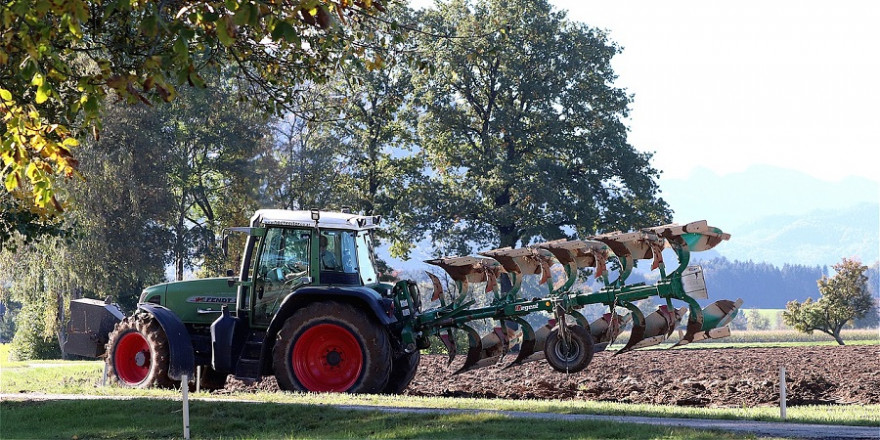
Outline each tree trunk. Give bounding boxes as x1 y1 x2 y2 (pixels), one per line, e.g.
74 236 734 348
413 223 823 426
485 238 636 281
497 225 519 249
833 329 846 346
175 189 188 281
56 289 68 360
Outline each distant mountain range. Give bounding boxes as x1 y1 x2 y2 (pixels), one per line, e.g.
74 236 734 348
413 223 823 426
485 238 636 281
716 202 878 268
660 165 879 267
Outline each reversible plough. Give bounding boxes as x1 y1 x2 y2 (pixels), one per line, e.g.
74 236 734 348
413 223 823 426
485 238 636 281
406 220 744 374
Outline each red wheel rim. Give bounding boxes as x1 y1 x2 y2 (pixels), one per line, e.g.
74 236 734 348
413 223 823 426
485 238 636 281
292 323 363 392
114 332 150 385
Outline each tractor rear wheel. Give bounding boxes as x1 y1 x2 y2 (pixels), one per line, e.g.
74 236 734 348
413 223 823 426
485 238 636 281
273 301 391 393
382 350 421 394
106 312 176 388
544 324 593 373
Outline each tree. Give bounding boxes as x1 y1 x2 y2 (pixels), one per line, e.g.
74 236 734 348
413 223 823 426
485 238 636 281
0 99 176 359
408 0 670 257
261 105 351 211
783 258 874 345
306 4 424 258
256 3 425 260
0 81 275 357
0 237 75 360
1 0 389 237
745 309 770 331
158 78 272 280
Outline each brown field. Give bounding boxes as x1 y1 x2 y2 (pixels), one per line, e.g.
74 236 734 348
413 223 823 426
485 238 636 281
405 345 880 408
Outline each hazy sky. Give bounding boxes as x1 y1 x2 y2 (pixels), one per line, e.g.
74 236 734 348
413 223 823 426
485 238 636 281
409 1 880 185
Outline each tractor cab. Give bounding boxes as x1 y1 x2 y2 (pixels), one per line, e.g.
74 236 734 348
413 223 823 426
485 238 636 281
234 209 384 327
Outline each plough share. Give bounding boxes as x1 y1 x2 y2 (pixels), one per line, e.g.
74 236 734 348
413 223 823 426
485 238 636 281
392 220 744 375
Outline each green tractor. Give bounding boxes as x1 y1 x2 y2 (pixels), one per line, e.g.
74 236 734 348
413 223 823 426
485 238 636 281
65 209 742 394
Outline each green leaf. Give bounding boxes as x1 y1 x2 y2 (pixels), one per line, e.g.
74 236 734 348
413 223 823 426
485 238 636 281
216 19 234 47
173 36 188 57
4 170 19 192
67 15 83 38
233 3 251 26
188 72 206 88
83 95 98 114
0 88 11 101
271 21 295 42
141 13 158 37
35 83 50 104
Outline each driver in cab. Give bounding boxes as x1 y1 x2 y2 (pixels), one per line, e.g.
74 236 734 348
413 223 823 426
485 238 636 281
319 235 338 270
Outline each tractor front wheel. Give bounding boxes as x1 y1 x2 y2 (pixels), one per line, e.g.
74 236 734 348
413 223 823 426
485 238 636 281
106 312 176 388
273 302 391 393
383 350 421 394
544 324 593 373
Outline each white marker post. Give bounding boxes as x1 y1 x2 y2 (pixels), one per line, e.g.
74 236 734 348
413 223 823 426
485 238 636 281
779 367 787 420
181 374 191 440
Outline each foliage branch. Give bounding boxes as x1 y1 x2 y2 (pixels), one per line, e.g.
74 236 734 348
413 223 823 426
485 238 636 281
1 0 387 219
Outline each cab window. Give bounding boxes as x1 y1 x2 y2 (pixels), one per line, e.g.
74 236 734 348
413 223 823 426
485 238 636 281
319 230 360 285
356 230 380 285
253 227 310 326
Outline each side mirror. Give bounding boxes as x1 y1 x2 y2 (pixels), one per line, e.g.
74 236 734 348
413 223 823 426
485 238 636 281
221 233 229 258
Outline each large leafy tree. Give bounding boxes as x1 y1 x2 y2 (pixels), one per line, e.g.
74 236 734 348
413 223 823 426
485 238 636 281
159 79 272 280
310 4 424 257
258 3 424 259
261 104 351 211
0 78 275 358
0 0 388 234
0 102 175 359
784 258 874 345
410 0 670 256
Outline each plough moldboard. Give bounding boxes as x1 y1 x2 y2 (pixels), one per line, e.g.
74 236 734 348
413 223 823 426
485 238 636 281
403 220 744 375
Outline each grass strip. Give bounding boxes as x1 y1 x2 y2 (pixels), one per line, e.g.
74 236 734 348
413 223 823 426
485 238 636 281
0 398 759 439
1 360 877 427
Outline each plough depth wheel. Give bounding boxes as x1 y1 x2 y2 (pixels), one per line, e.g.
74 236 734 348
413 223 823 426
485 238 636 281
544 324 594 373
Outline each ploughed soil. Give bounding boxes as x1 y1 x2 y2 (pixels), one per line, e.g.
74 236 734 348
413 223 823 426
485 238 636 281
224 345 880 408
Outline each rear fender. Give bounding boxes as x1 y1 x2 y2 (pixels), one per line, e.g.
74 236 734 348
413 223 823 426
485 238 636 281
259 286 397 375
138 304 195 381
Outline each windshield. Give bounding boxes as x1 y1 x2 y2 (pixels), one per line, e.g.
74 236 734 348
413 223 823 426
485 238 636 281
356 230 380 285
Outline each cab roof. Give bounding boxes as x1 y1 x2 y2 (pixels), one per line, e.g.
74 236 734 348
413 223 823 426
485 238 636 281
251 209 381 230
